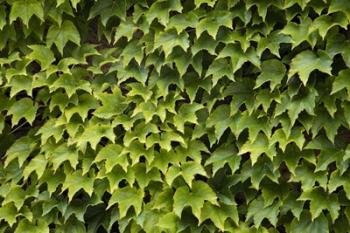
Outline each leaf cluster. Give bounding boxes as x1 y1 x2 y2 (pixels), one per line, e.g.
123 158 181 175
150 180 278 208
0 0 350 232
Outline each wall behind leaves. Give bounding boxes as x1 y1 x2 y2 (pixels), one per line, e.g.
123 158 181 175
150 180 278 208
0 0 349 232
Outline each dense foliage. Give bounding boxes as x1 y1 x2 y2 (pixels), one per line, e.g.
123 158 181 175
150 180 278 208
1 0 350 232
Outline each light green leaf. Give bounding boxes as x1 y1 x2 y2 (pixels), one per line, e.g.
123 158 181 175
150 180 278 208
173 181 218 220
28 45 55 70
289 50 332 85
5 136 36 167
238 133 276 165
62 170 94 201
10 0 44 26
47 20 81 54
196 11 232 38
23 154 47 179
108 186 144 218
15 219 49 233
200 202 239 231
298 187 340 221
94 144 128 172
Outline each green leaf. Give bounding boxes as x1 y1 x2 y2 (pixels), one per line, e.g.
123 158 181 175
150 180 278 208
200 202 239 231
23 154 47 179
89 0 126 25
154 30 189 57
255 59 286 90
298 187 340 221
47 20 81 54
166 161 207 187
332 69 350 95
173 181 218 220
76 121 115 151
10 0 44 26
205 144 241 175
94 144 128 172
157 212 179 231
51 72 92 98
48 143 79 171
27 45 55 70
94 88 128 119
246 197 280 227
8 98 37 125
238 133 276 165
196 11 232 38
15 219 49 233
62 170 94 201
5 136 36 167
168 12 198 33
289 50 332 85
0 203 17 226
108 186 144 218
289 211 328 233
329 0 350 21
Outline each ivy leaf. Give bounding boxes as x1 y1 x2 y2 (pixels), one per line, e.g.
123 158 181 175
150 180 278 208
289 50 332 85
191 33 218 56
0 203 18 226
15 219 49 233
329 0 350 21
47 20 81 54
62 170 94 201
173 103 203 133
298 187 340 221
196 11 232 38
205 144 241 175
89 0 126 25
94 88 128 119
145 0 182 26
255 59 286 90
310 12 348 39
51 72 92 98
7 76 33 98
108 186 144 218
64 93 99 121
206 58 233 86
94 144 128 172
246 197 280 227
10 0 44 26
76 121 116 151
3 185 37 210
27 45 55 70
238 133 276 165
154 30 189 57
289 211 328 233
8 98 37 126
166 161 207 187
173 181 218 220
168 12 198 33
280 17 312 48
23 154 47 180
332 69 350 96
157 212 179 232
200 202 239 231
5 136 36 167
48 143 79 171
